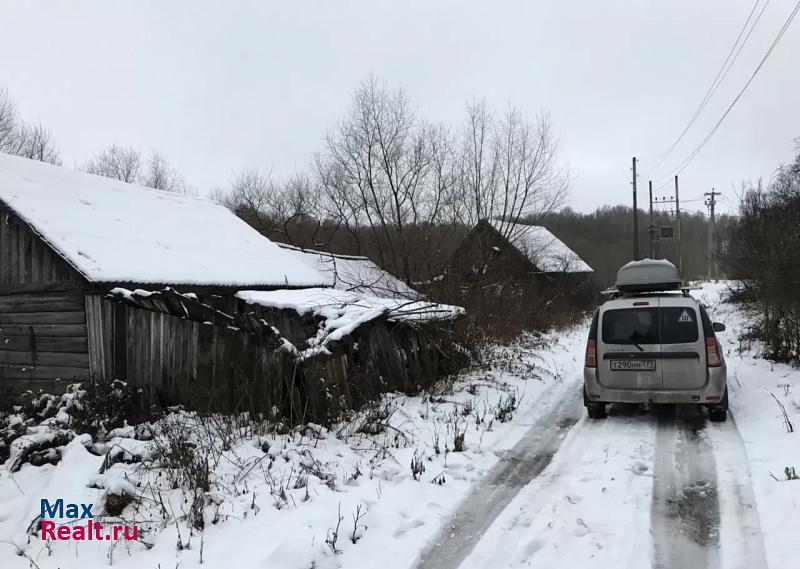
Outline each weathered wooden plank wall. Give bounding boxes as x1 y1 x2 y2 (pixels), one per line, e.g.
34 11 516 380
0 206 83 288
86 290 462 425
0 208 90 393
88 298 307 417
288 318 461 422
0 291 90 392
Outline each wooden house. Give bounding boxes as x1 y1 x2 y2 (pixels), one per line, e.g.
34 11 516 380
445 219 594 327
451 219 593 278
0 153 327 395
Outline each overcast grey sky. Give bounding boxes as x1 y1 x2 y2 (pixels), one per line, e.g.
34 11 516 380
2 0 798 214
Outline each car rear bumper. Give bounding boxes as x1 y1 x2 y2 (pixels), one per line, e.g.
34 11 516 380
583 366 726 404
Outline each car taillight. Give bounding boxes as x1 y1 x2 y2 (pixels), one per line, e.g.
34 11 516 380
706 337 721 367
585 338 597 368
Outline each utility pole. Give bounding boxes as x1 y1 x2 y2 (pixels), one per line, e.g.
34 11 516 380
704 189 720 280
675 175 682 276
632 157 639 260
648 180 655 258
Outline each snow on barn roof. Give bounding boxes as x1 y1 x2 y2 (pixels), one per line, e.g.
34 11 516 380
237 287 463 359
0 153 329 288
277 243 420 299
489 220 593 273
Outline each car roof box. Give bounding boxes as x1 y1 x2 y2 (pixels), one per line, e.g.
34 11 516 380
615 259 681 292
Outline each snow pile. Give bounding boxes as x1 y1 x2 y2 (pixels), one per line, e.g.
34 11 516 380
278 244 420 299
0 153 329 287
1 381 139 472
490 220 592 273
0 328 583 569
237 288 464 357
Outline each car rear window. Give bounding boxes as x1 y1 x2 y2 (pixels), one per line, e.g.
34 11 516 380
601 306 699 345
660 307 699 343
602 308 659 345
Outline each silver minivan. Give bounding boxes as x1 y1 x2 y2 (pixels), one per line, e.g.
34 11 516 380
583 260 728 421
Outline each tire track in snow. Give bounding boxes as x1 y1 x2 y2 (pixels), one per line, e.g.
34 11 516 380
458 404 658 569
414 386 583 569
707 415 768 569
652 405 721 569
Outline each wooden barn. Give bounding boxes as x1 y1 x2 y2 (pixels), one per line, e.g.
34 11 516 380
450 219 593 285
445 219 594 328
0 154 464 423
0 152 327 396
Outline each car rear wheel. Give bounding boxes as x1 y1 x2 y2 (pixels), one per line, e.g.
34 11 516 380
708 407 727 422
587 401 608 419
707 387 728 422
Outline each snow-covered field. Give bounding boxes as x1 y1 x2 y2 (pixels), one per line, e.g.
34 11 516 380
1 282 799 569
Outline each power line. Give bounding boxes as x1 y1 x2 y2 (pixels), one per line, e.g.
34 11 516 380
644 0 768 174
655 0 800 182
653 177 673 192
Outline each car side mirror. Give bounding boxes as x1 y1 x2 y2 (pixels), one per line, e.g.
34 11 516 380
712 322 726 332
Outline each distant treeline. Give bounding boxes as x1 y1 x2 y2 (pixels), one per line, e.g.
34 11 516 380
537 206 735 286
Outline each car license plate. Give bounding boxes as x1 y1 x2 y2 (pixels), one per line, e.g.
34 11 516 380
610 359 656 371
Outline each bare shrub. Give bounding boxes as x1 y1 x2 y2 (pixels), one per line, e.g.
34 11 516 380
726 147 800 364
410 451 426 480
325 503 344 553
350 504 368 544
149 416 212 494
495 393 518 423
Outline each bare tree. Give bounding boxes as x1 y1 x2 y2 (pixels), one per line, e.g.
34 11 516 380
453 99 499 227
142 151 188 193
83 145 190 193
0 87 17 152
212 169 321 244
0 86 61 165
315 75 441 282
426 123 456 225
83 144 141 183
211 168 281 232
313 79 568 283
454 101 569 236
8 122 62 165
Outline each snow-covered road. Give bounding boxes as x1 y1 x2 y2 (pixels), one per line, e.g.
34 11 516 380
418 390 769 569
416 383 583 569
414 282 793 569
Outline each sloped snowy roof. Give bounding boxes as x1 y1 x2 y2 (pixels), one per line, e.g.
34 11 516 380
0 153 329 287
237 288 464 358
489 220 593 273
277 244 420 299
